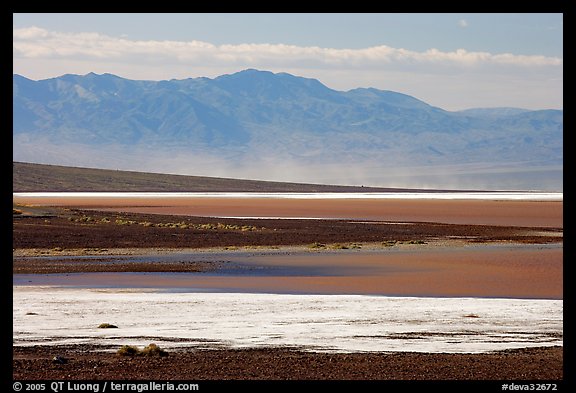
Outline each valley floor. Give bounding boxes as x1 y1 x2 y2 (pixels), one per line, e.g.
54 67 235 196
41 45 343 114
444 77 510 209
12 198 563 381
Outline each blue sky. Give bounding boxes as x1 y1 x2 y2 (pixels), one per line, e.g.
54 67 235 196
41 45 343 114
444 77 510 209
13 13 563 110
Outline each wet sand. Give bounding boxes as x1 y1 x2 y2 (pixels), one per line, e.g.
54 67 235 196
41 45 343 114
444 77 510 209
12 196 563 227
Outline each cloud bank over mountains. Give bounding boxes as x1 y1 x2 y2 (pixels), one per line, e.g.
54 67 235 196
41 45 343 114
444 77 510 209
13 26 562 111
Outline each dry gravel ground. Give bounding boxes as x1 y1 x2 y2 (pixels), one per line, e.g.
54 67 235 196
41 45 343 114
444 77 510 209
12 345 562 381
12 207 561 251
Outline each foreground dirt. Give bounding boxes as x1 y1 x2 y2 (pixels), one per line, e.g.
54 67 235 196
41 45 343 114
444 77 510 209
12 345 562 380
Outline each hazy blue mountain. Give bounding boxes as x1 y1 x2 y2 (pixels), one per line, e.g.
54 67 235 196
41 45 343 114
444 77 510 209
456 107 532 118
13 70 563 190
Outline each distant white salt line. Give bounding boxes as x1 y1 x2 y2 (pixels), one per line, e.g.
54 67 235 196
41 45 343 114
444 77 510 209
213 216 338 220
13 192 563 201
212 217 417 221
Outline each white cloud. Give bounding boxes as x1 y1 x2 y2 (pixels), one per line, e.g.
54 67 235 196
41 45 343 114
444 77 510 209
12 26 563 110
458 19 468 28
13 26 561 68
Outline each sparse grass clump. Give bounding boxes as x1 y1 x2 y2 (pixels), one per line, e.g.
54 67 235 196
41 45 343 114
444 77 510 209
382 240 397 247
108 218 265 232
407 240 427 245
330 243 362 250
69 214 106 224
308 242 326 249
117 343 168 357
115 219 137 226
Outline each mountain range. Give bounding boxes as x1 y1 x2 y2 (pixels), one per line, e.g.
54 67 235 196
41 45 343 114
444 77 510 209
13 69 563 190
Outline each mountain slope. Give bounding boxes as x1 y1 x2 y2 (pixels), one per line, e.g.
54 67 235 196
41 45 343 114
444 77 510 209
13 70 563 190
13 161 444 193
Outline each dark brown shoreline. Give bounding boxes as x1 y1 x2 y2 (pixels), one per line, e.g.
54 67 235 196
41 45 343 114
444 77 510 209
13 345 562 380
13 206 562 251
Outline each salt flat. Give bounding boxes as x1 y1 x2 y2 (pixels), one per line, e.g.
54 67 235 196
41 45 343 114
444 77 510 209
13 287 562 354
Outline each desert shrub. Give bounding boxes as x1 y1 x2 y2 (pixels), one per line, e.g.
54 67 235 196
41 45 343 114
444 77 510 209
98 323 118 329
117 345 140 356
117 343 168 357
141 343 168 357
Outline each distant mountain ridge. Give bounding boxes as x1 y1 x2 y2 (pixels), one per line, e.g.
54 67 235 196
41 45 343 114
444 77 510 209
13 69 562 191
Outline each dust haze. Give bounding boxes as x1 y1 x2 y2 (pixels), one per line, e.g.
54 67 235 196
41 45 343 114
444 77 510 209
13 136 562 191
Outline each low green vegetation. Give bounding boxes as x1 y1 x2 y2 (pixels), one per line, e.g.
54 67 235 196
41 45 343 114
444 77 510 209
406 240 427 245
69 213 264 232
309 242 365 250
115 218 137 226
381 240 427 247
330 243 362 250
